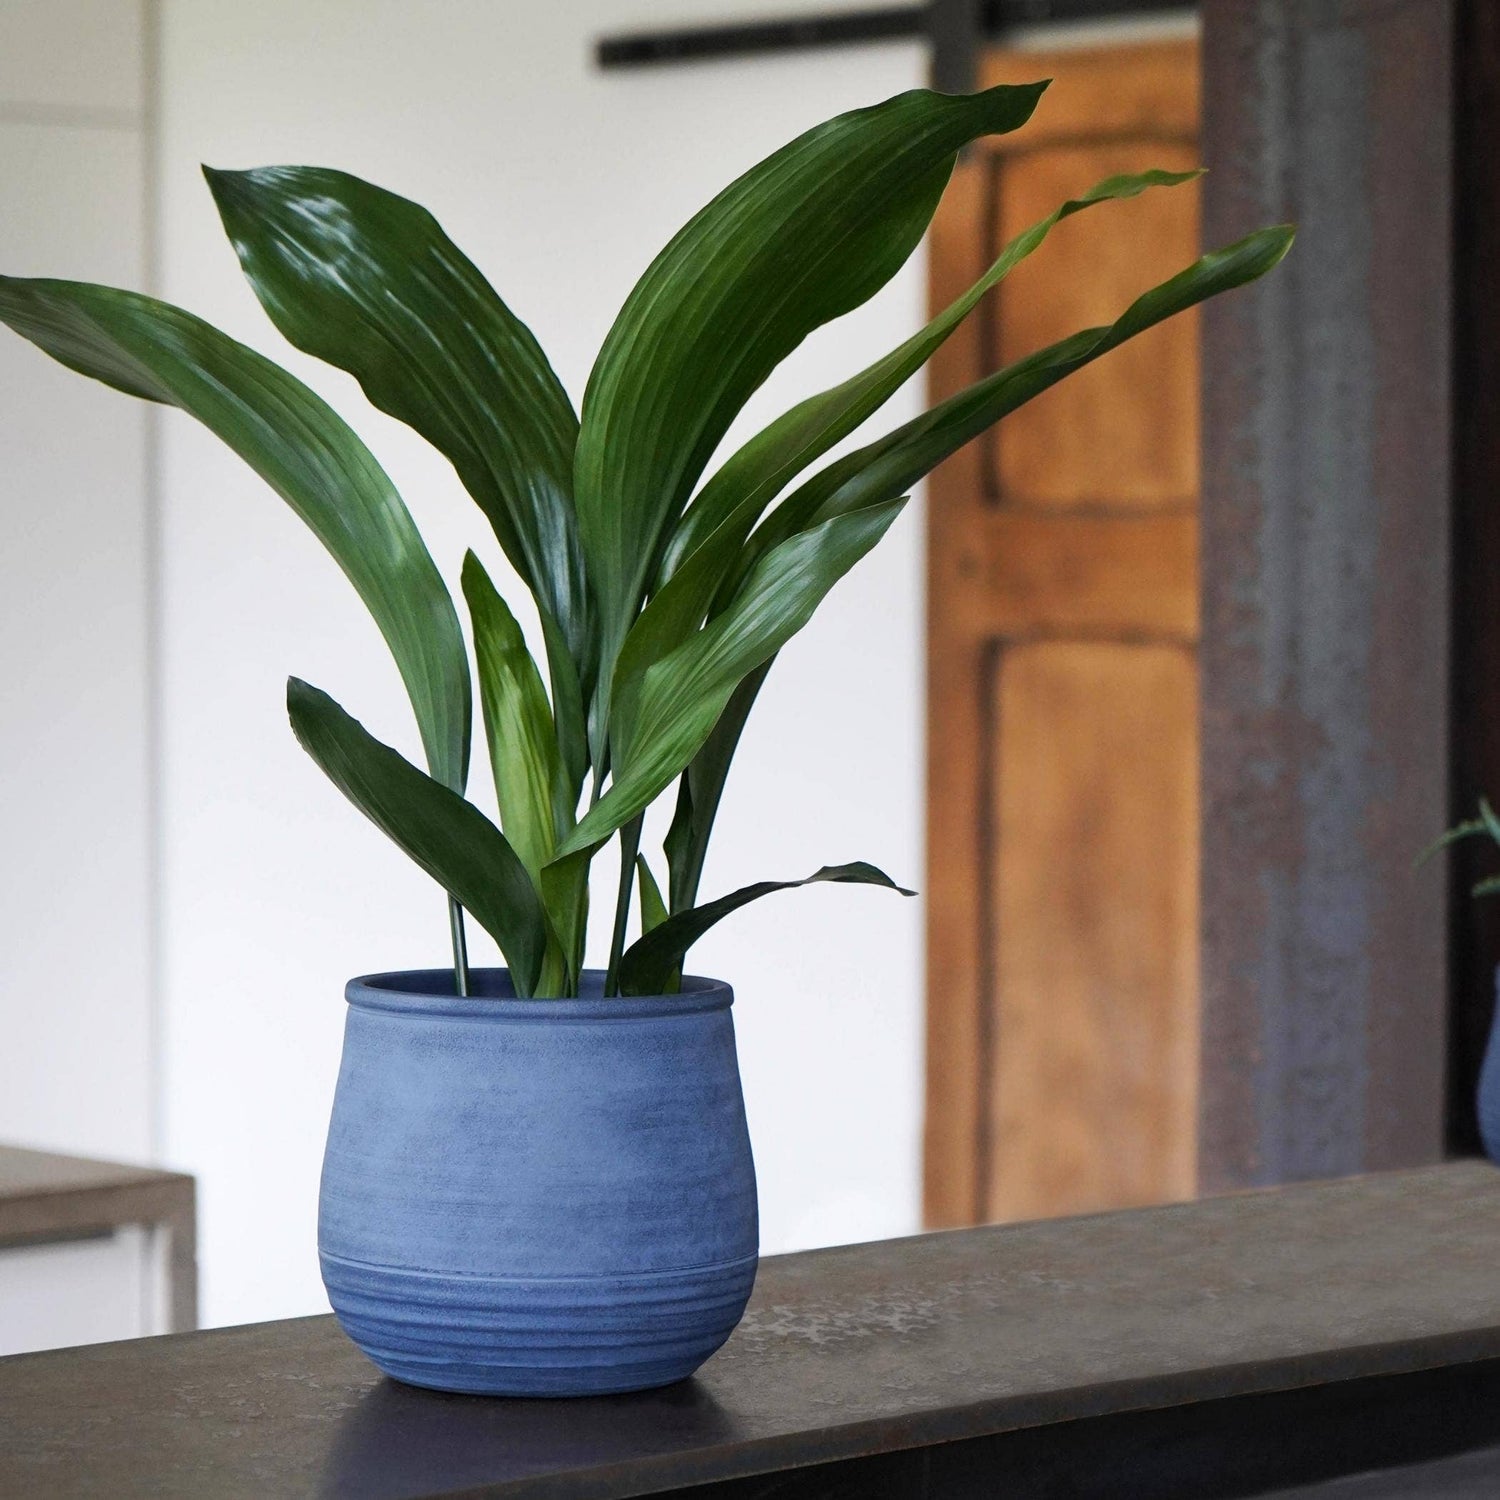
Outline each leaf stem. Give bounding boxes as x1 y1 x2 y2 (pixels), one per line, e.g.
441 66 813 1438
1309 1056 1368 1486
448 897 471 997
604 815 644 996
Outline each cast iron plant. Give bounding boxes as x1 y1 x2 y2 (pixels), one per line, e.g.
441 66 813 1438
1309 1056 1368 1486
0 83 1291 997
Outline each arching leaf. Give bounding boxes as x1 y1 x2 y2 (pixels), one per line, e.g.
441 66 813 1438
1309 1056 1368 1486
462 552 568 882
0 275 470 791
205 165 590 690
555 498 907 860
744 226 1297 577
287 679 547 995
619 861 915 997
659 167 1201 589
575 81 1048 723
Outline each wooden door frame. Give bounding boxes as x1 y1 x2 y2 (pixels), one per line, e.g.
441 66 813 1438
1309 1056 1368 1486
925 0 1462 1224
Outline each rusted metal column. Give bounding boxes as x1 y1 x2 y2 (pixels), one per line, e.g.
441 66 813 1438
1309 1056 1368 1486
1198 0 1453 1189
1449 0 1500 1157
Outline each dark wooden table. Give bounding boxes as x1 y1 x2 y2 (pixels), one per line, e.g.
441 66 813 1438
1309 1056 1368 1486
0 1143 197 1334
4 1163 1500 1498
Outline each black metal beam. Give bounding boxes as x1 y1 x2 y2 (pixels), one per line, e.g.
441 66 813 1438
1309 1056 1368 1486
596 1 1194 72
929 0 983 94
597 6 921 69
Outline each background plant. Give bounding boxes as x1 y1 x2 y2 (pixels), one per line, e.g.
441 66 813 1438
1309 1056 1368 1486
0 84 1292 998
1423 798 1500 899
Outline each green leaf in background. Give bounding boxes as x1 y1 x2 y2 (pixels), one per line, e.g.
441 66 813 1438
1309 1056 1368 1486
204 166 590 687
574 81 1048 715
619 861 915 997
0 275 471 792
287 678 548 995
1418 796 1500 868
556 497 908 860
658 167 1201 592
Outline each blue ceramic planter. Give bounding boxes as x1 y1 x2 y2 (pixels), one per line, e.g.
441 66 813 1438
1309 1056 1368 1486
1479 970 1500 1164
318 969 758 1396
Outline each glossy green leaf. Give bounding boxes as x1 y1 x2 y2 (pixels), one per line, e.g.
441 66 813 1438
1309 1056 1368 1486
0 275 470 791
538 604 589 801
204 166 591 685
461 552 568 882
658 167 1201 591
617 169 1199 713
746 226 1297 577
555 497 907 860
540 850 591 990
616 172 1205 722
619 861 915 997
287 678 547 994
575 82 1048 702
657 225 1296 924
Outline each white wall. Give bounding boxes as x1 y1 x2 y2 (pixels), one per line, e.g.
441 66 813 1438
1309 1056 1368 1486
0 0 153 1166
0 0 166 1353
156 1 928 1326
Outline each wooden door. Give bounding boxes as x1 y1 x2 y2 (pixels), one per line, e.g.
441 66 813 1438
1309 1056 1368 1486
925 38 1202 1227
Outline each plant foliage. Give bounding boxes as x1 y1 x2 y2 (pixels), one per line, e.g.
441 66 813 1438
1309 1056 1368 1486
0 85 1293 996
1421 796 1500 899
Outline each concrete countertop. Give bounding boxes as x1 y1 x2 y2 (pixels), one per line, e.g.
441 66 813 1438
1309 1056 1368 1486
3 1162 1500 1498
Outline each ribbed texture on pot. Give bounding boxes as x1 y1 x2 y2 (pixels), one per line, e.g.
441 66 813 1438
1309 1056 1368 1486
320 1249 758 1395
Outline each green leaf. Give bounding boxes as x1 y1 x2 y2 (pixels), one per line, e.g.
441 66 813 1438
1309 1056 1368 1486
204 165 591 690
287 678 547 994
538 604 590 801
1416 818 1491 867
540 850 591 990
1416 796 1500 869
619 861 915 997
0 275 471 792
659 167 1201 591
1474 875 1500 899
654 224 1295 918
555 497 907 860
745 225 1297 580
619 169 1200 713
575 82 1048 700
636 855 669 937
1481 795 1500 845
664 660 772 913
461 552 568 882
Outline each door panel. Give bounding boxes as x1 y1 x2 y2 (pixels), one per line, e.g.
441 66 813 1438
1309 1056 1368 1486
989 641 1199 1219
925 35 1202 1227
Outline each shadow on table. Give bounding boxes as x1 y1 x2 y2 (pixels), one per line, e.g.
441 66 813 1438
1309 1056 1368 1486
318 1373 744 1499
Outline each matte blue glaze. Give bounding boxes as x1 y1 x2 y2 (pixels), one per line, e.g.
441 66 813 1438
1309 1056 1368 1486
1480 970 1500 1165
319 969 758 1396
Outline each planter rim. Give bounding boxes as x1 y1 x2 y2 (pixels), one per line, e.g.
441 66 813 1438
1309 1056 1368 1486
345 967 733 1020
